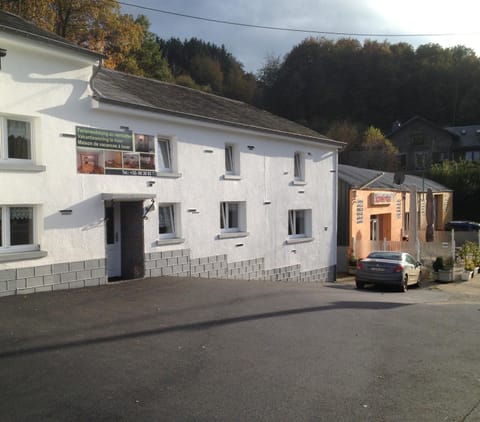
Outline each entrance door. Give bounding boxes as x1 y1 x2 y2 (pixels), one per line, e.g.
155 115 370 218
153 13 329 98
106 202 121 279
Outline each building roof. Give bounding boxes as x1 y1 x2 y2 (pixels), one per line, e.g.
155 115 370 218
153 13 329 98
338 164 451 192
388 115 457 139
91 68 343 146
0 10 102 60
445 125 480 149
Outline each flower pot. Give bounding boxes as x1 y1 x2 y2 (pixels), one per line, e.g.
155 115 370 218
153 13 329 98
437 269 454 282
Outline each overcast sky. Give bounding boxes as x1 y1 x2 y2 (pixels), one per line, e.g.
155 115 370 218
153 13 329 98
121 0 480 74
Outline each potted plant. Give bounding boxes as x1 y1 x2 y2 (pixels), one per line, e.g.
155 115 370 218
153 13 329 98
437 256 455 282
347 254 358 275
462 259 475 280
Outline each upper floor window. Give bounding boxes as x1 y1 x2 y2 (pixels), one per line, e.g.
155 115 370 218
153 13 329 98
157 138 172 172
415 152 429 170
294 151 305 181
1 117 32 160
224 143 240 177
0 206 36 251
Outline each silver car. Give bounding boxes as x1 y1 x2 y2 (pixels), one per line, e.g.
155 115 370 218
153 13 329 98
355 251 422 292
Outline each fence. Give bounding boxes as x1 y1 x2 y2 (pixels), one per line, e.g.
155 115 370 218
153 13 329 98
343 230 480 272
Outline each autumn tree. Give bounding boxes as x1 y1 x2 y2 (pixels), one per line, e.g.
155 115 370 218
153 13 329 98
1 0 144 72
347 126 399 171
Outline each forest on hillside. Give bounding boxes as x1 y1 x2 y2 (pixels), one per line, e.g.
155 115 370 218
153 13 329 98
3 0 480 218
4 0 480 135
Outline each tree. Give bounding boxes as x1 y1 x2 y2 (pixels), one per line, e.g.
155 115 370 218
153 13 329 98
347 126 399 171
1 0 144 72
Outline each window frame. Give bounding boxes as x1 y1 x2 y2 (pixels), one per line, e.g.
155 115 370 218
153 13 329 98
286 208 314 243
0 205 38 253
219 201 248 239
224 143 240 178
158 203 177 239
0 116 34 162
157 137 173 173
293 151 305 183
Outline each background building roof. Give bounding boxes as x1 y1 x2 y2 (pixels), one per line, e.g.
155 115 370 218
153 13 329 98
338 164 451 192
446 125 480 149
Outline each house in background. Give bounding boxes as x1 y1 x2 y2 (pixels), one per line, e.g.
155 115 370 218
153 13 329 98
388 116 456 174
445 125 480 161
337 164 453 269
389 116 480 173
0 10 343 297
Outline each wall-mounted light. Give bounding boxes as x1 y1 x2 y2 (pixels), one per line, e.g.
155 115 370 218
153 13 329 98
204 149 214 153
247 145 255 150
307 152 312 156
147 180 156 187
120 126 130 131
235 243 244 247
263 200 271 205
59 209 72 215
298 190 305 194
187 208 198 213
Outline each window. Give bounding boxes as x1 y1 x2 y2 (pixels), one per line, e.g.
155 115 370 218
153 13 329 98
0 206 36 251
220 202 239 232
1 117 32 160
159 204 176 239
415 152 429 170
294 151 305 182
224 143 240 177
157 138 172 172
288 209 311 238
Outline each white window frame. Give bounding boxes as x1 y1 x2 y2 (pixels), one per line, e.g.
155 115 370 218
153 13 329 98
294 151 305 182
219 201 247 238
156 136 181 178
0 115 44 172
224 143 240 179
158 203 177 239
0 205 38 253
288 209 312 239
157 137 172 173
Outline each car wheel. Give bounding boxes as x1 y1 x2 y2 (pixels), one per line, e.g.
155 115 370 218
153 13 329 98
401 274 408 292
356 281 364 289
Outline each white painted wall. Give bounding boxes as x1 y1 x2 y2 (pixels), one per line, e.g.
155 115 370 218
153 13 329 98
0 32 339 274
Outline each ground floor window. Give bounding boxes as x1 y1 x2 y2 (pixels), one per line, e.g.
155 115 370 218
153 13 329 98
159 204 178 238
288 209 311 238
0 206 35 250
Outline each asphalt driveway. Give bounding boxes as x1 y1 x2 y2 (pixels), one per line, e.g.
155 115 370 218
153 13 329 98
1 276 480 421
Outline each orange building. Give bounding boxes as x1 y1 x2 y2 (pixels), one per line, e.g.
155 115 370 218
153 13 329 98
337 165 453 263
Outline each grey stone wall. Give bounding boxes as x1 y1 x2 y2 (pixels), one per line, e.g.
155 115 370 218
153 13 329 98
145 249 336 284
0 250 335 297
0 259 107 297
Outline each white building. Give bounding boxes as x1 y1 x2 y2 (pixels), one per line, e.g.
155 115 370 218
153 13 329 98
0 10 343 296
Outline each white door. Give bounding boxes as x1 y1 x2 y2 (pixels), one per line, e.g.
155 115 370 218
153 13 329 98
106 203 121 279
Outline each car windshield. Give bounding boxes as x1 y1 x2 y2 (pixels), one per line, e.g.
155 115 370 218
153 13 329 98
367 252 402 261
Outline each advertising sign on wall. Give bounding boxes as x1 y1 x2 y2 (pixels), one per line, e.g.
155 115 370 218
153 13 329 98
76 126 156 176
371 192 394 205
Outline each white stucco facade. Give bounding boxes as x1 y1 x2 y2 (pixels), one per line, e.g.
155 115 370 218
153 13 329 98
0 23 340 296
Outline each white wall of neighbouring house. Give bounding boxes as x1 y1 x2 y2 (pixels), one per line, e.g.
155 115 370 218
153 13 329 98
0 30 339 286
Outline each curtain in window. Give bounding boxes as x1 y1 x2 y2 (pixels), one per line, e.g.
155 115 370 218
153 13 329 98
220 203 226 229
7 120 31 159
158 140 171 171
10 207 33 245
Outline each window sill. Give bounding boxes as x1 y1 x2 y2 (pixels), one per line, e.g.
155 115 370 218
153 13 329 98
292 180 307 186
156 171 182 179
0 250 48 263
156 237 185 246
223 174 242 181
217 231 249 240
285 237 314 245
0 162 46 172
